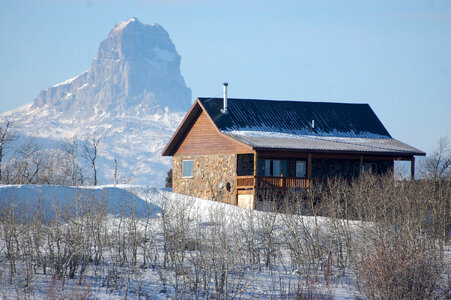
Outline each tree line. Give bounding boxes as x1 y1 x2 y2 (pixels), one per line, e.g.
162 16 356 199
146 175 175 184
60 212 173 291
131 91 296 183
0 119 106 186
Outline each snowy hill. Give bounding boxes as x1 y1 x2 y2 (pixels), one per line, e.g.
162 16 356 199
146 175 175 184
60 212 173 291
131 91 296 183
0 18 191 186
0 184 358 299
0 184 448 299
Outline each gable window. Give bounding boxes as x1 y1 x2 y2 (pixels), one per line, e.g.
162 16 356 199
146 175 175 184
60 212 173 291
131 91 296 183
182 160 194 178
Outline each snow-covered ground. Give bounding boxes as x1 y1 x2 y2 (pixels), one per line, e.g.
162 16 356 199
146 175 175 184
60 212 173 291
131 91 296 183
0 184 448 299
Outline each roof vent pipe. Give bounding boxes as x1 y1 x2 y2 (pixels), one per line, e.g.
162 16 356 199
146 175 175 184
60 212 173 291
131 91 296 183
311 120 315 129
221 82 228 113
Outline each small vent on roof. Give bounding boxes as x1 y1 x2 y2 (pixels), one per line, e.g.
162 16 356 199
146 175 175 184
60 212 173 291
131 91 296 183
311 119 315 129
221 82 228 114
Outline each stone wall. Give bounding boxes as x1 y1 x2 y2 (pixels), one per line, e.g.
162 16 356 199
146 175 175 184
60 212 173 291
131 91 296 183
173 154 237 205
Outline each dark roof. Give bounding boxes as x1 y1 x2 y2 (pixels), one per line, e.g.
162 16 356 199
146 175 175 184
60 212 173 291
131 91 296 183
162 97 425 157
198 98 392 139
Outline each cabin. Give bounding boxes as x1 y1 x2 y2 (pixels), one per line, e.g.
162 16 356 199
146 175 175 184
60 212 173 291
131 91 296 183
162 87 425 209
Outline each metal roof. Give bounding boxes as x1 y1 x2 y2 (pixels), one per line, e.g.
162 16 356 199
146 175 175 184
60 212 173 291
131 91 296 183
225 133 425 156
199 98 392 139
162 97 425 156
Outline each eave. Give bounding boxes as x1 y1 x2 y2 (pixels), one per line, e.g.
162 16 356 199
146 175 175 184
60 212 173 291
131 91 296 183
161 99 203 156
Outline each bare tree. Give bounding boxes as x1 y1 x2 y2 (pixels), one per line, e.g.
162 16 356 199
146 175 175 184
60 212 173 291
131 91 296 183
420 136 450 180
60 138 82 186
113 158 118 186
11 137 42 184
0 120 18 183
82 134 103 186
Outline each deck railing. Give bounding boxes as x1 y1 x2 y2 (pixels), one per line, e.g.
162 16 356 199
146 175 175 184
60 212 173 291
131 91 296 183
236 175 254 189
236 175 309 190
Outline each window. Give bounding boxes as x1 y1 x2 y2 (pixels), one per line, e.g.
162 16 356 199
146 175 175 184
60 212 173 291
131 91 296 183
273 160 281 176
182 160 194 178
265 160 271 176
296 161 307 178
258 159 289 177
354 162 377 176
364 163 377 173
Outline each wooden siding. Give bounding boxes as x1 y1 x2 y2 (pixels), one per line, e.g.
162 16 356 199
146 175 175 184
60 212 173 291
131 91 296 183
175 110 252 156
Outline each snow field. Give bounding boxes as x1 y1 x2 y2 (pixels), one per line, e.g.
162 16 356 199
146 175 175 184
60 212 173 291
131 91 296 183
0 184 449 299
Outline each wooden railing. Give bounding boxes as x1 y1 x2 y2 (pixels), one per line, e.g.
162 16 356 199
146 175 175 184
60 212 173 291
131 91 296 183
257 176 309 190
236 175 309 190
236 176 254 189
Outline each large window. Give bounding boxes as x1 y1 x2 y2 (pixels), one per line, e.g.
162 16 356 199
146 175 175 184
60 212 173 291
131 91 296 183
258 159 289 177
182 160 194 178
296 161 307 178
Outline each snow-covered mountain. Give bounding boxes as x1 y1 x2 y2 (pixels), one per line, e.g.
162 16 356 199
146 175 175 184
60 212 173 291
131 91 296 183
0 18 191 186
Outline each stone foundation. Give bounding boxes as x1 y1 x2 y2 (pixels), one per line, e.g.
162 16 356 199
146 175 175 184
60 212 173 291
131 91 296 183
173 154 237 205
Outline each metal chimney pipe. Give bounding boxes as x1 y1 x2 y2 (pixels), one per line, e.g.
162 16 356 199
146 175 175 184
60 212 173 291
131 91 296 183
222 82 228 113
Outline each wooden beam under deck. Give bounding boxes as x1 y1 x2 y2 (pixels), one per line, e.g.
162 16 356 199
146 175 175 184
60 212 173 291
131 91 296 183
256 150 415 161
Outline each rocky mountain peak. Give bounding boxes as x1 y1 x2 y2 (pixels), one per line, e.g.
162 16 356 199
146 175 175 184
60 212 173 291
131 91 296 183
33 18 191 114
2 19 192 186
98 18 175 63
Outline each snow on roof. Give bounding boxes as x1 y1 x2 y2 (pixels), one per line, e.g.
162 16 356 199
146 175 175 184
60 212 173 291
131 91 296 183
224 132 424 155
199 98 393 139
163 97 425 156
197 98 424 156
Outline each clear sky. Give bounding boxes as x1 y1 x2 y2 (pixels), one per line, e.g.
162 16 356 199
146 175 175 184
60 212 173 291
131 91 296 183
0 0 450 154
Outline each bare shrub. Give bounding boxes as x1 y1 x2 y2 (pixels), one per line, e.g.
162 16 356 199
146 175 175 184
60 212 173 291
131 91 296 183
0 119 19 183
355 234 443 299
160 197 192 297
419 136 450 181
345 174 449 299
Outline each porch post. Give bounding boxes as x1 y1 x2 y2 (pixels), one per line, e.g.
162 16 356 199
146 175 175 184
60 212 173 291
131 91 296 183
410 157 415 180
308 153 312 181
253 151 258 209
360 155 364 174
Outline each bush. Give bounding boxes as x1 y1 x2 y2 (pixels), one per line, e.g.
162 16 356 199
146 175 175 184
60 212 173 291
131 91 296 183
165 168 172 188
355 234 443 299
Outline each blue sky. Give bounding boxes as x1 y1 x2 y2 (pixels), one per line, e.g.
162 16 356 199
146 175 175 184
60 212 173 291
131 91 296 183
0 0 450 154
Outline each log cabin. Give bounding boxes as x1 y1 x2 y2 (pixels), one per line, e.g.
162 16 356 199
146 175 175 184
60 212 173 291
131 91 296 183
162 85 425 209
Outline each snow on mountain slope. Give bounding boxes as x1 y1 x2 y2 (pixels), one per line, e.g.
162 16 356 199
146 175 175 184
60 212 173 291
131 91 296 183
0 18 191 186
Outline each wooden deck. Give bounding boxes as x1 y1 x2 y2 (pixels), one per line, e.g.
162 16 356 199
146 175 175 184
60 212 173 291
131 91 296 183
236 175 309 192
